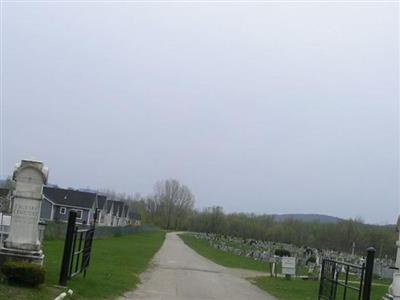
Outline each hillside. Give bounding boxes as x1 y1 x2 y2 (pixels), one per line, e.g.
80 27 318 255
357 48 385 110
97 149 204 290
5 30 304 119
271 214 342 223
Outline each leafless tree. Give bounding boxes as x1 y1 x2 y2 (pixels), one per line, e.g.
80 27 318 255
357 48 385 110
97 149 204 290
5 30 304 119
151 179 195 230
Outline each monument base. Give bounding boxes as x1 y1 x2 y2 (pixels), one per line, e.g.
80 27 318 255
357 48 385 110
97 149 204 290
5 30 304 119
0 246 44 267
384 273 400 300
4 240 41 251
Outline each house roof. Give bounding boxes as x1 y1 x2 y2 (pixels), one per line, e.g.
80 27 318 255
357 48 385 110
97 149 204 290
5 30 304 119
123 205 129 217
106 200 113 213
97 195 107 210
118 203 125 216
116 201 124 216
112 200 124 216
43 186 97 209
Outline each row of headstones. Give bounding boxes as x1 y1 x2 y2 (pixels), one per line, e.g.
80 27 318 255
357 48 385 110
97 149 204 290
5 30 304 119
190 232 395 279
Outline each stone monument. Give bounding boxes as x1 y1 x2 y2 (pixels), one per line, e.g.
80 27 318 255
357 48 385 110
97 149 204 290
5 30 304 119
0 160 48 266
383 216 400 300
281 256 296 279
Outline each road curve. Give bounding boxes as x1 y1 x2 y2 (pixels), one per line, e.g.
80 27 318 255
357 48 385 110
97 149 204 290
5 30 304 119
119 232 276 300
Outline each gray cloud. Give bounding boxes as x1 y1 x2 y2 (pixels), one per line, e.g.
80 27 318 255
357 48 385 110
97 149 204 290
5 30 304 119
3 2 398 224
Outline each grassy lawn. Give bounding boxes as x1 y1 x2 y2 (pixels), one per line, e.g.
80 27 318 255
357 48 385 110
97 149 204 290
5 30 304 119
0 231 166 300
179 233 270 272
252 276 389 300
180 233 389 300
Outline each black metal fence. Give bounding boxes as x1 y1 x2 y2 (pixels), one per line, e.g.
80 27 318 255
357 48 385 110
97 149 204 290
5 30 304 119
59 210 97 286
318 247 375 300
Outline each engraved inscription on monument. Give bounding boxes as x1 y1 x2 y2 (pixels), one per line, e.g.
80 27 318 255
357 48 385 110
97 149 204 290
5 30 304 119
12 203 39 225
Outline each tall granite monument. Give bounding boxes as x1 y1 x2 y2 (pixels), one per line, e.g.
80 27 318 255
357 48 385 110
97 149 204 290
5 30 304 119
0 160 48 265
383 216 400 300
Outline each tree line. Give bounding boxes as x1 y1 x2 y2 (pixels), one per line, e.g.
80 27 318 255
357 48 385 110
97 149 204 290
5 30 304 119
125 179 397 258
188 207 397 258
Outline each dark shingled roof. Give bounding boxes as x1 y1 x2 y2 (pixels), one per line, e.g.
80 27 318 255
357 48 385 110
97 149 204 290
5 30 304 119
118 202 125 216
43 186 97 209
106 200 113 213
97 195 107 210
113 200 122 217
112 200 124 216
123 205 129 217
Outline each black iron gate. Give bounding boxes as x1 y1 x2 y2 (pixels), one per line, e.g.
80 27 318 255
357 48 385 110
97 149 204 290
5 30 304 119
59 210 97 286
318 247 375 300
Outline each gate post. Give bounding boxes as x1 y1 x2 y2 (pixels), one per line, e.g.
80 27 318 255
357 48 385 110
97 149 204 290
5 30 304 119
59 211 77 286
318 260 326 300
362 247 376 300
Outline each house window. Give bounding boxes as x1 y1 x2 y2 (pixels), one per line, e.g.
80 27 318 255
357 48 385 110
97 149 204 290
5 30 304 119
60 207 67 215
72 209 83 219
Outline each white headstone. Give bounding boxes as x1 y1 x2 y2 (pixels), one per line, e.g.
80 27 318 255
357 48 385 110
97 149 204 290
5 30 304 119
282 256 296 276
0 160 48 265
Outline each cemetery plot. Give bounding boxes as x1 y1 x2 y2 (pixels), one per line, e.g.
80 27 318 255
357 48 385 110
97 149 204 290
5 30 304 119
180 233 390 300
185 232 395 280
185 232 322 277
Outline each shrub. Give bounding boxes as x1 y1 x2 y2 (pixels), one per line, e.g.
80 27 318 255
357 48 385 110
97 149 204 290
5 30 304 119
306 256 316 264
274 249 291 257
1 260 45 287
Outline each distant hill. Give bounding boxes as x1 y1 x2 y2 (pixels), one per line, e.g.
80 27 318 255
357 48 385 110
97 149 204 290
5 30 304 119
271 214 342 224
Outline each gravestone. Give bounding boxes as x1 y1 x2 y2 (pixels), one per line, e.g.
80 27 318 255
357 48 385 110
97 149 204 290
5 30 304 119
383 216 400 300
269 256 278 277
282 256 296 279
0 160 48 266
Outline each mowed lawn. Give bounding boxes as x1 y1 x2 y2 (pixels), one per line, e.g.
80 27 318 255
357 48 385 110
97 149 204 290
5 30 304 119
252 276 389 300
0 231 166 300
179 233 389 300
179 233 271 272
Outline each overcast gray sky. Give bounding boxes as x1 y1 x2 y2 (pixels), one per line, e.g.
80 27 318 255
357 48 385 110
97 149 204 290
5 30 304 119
1 2 398 224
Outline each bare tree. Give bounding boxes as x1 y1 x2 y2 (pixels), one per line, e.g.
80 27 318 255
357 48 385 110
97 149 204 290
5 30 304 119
152 179 195 230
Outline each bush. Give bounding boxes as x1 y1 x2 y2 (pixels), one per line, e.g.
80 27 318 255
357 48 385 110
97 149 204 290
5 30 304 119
1 260 45 287
274 249 291 257
306 256 316 264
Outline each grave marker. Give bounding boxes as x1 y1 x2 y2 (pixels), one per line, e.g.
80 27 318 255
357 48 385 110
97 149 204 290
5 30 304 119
282 256 296 278
0 160 48 265
383 216 400 300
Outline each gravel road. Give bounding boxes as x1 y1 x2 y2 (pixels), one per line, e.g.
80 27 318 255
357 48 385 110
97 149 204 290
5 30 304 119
119 232 276 300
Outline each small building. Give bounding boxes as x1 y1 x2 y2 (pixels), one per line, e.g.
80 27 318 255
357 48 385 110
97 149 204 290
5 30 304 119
129 211 141 227
41 186 98 225
117 203 126 226
117 204 130 226
122 204 130 226
96 194 108 225
111 200 124 226
103 200 114 226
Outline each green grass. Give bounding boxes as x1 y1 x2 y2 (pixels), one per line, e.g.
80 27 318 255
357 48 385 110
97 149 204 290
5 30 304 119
0 231 166 300
252 276 389 300
180 233 389 300
179 233 270 272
